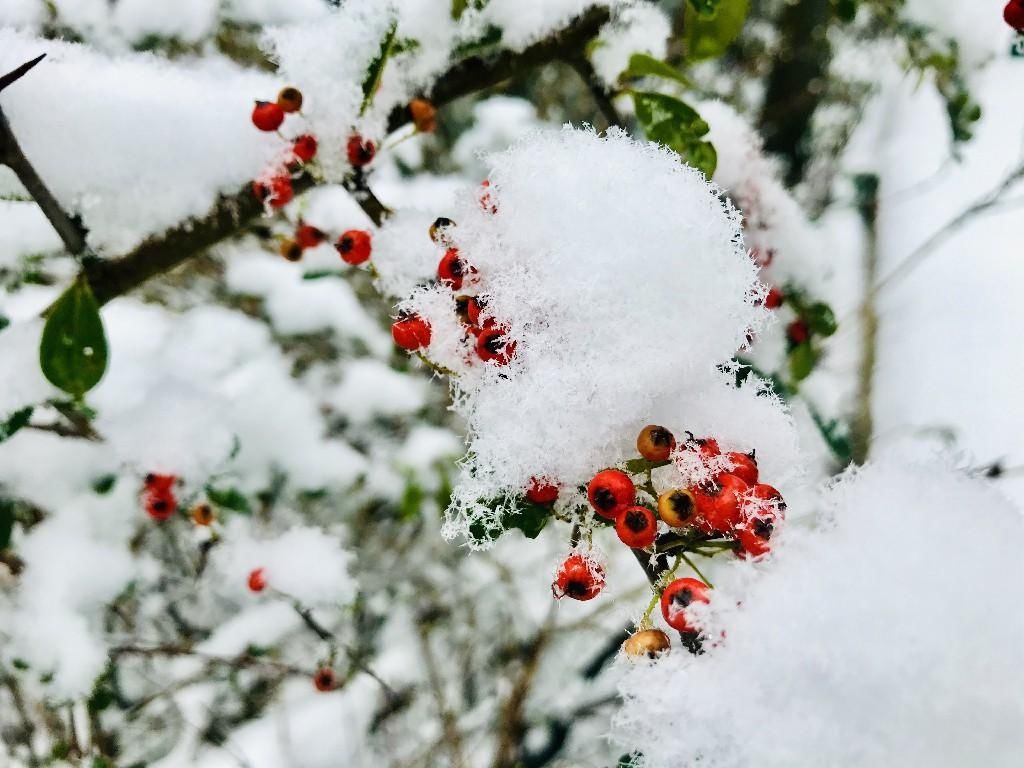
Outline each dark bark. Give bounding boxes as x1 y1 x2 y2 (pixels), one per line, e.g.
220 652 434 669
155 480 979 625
757 0 832 186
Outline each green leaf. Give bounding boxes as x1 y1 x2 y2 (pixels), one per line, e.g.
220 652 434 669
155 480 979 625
806 302 838 337
809 407 854 466
0 406 33 444
360 21 398 115
39 277 108 398
451 0 488 20
787 342 819 382
683 0 750 61
0 314 9 332
688 0 722 18
0 499 14 550
623 457 672 474
505 501 551 539
632 91 718 177
206 486 251 514
620 53 693 88
91 474 117 495
399 477 425 521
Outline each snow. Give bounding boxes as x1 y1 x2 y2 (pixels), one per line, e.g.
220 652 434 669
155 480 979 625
0 29 280 254
614 460 1024 768
380 126 777 540
591 3 672 86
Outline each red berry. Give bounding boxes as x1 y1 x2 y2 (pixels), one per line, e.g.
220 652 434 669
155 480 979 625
253 175 294 209
1005 0 1024 30
703 473 749 534
684 434 720 460
313 667 336 692
145 490 177 521
552 553 605 601
292 134 318 163
247 568 267 593
437 248 473 290
637 424 676 462
347 134 376 167
724 451 758 486
295 224 325 249
615 505 658 549
735 514 776 559
252 101 285 132
526 477 559 505
787 319 810 345
475 327 516 365
391 313 432 351
336 229 372 265
763 286 784 309
660 577 710 633
587 469 635 519
144 473 176 493
466 295 484 325
749 483 786 517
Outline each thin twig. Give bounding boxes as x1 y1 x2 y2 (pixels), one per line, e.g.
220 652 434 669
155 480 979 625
0 55 90 256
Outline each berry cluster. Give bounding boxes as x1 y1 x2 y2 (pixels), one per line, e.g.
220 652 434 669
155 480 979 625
390 207 517 365
278 221 372 266
250 87 319 210
1006 0 1024 30
248 86 381 212
543 424 786 657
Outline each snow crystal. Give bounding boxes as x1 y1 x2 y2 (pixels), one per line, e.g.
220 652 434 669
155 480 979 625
452 97 546 179
614 460 1024 767
479 0 617 51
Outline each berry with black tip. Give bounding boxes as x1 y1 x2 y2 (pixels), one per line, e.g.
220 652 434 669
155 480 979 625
637 424 676 462
336 229 372 265
724 451 758 485
280 238 303 262
657 488 698 528
437 248 473 290
615 505 658 548
475 327 516 365
313 667 336 692
428 217 456 245
292 134 318 163
347 134 376 167
276 86 303 113
295 224 325 250
252 175 294 209
552 553 605 601
660 577 710 633
252 101 285 131
702 472 749 533
191 503 214 526
587 469 635 519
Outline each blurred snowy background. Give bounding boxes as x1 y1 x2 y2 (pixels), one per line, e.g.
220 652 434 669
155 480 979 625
0 1 1021 767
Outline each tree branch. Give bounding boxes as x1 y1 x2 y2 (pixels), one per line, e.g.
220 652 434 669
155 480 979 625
75 6 610 307
0 54 90 256
757 0 832 186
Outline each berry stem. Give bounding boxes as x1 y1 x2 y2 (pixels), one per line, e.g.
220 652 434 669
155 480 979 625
638 556 681 630
415 351 458 378
680 552 714 589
